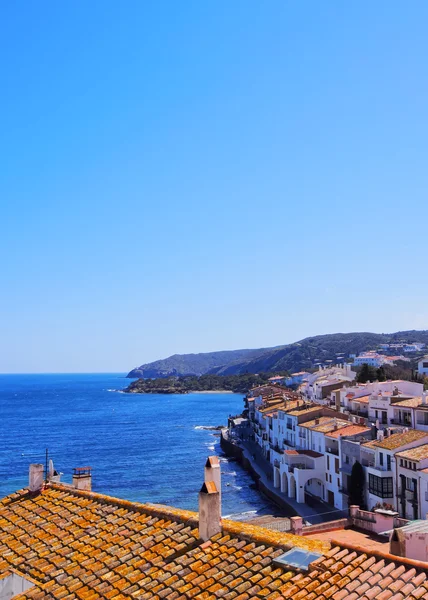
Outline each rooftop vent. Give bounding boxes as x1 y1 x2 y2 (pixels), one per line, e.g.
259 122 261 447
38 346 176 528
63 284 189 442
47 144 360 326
273 548 322 572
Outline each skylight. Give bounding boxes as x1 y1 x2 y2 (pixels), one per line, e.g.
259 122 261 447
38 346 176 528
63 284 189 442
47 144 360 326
273 548 322 571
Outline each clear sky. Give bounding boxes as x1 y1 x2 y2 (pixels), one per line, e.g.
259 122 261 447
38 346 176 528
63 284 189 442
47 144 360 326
1 1 428 373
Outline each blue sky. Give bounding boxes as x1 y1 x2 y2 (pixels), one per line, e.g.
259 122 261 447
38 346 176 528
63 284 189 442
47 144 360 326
1 1 428 373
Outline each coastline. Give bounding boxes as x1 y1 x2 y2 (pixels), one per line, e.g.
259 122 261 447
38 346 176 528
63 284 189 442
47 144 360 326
123 388 238 394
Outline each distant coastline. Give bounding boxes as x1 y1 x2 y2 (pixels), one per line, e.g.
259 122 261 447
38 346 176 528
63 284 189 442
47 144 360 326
123 373 273 395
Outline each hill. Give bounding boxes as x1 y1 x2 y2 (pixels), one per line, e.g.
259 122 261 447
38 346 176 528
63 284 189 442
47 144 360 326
127 347 272 378
127 330 428 378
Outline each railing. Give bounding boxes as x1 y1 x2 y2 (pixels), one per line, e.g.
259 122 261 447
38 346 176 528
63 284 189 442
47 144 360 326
373 464 392 472
274 459 280 468
425 491 428 502
361 459 375 468
289 463 310 472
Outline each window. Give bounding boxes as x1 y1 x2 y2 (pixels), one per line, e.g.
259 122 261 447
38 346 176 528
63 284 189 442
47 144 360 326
335 458 339 474
368 474 393 498
325 473 328 482
423 362 428 368
400 459 403 466
345 455 350 464
387 455 391 470
379 453 384 466
327 455 330 470
406 477 415 491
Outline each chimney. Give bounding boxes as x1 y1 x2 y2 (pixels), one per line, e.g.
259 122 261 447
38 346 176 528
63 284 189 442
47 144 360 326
198 456 221 542
48 459 61 483
29 464 44 492
205 456 221 501
422 392 427 405
72 467 92 491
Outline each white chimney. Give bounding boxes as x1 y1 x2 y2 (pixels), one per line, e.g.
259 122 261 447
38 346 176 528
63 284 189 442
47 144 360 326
48 459 62 483
422 392 427 405
29 464 44 492
204 456 221 502
198 456 221 542
72 467 92 491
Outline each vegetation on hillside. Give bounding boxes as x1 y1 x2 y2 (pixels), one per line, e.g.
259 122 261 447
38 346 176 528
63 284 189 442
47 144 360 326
128 330 428 379
124 373 283 394
356 362 424 384
127 348 272 378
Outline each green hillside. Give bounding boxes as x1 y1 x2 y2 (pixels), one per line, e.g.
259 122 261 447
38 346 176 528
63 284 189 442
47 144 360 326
128 330 428 378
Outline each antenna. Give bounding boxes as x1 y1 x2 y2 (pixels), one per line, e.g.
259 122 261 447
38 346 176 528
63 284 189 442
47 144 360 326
45 448 48 484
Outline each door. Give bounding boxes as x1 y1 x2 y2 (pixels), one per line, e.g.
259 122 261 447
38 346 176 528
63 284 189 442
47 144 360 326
328 490 334 505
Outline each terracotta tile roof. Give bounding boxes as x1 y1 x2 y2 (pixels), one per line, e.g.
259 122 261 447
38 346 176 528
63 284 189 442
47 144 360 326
396 443 428 462
326 425 371 439
350 395 370 404
299 417 337 429
365 429 428 450
0 483 328 600
286 406 321 416
311 420 349 433
392 397 423 408
284 450 323 458
2 483 428 599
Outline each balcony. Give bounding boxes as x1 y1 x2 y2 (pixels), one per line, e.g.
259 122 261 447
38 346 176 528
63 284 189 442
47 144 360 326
374 464 392 472
361 458 375 468
288 463 309 472
274 459 281 468
325 446 339 456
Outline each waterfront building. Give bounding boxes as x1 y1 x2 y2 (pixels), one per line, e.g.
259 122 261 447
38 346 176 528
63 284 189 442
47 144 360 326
361 429 428 512
418 355 428 376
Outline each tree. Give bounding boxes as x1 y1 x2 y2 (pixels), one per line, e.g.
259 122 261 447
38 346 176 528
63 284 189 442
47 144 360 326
377 366 386 382
357 363 378 383
348 461 365 508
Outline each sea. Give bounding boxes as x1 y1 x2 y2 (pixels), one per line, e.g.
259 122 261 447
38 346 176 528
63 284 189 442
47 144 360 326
0 373 275 520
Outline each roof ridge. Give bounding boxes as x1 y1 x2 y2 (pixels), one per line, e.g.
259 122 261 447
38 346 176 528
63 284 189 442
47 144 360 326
330 540 428 572
47 483 327 553
48 482 199 525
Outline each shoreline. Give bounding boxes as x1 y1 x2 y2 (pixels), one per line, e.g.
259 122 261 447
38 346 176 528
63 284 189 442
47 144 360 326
123 389 240 394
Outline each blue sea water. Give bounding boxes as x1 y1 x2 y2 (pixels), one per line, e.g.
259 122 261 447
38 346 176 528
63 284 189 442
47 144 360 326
0 373 273 519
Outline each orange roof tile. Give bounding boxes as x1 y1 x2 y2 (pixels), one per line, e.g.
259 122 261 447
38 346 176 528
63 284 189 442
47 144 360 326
396 443 428 462
326 425 371 439
365 429 428 450
1 483 427 599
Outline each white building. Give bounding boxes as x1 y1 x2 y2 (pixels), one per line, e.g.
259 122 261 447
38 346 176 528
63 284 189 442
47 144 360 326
353 352 387 367
361 429 428 512
396 444 428 520
418 356 428 376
